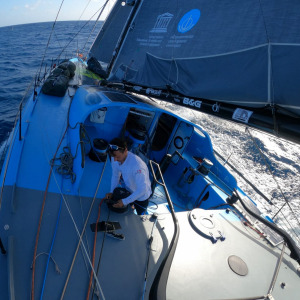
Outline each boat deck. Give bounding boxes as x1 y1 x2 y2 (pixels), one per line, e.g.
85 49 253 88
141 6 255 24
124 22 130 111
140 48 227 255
1 184 300 300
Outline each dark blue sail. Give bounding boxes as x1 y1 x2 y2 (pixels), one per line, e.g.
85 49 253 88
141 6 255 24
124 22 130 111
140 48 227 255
90 0 300 143
89 0 134 67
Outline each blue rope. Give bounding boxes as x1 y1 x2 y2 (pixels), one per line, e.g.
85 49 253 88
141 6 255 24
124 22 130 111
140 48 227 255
40 193 63 299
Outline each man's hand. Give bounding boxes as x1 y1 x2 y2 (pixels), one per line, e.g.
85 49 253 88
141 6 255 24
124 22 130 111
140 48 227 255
113 200 124 208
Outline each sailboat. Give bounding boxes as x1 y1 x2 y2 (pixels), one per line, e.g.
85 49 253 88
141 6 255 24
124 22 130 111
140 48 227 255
0 0 300 299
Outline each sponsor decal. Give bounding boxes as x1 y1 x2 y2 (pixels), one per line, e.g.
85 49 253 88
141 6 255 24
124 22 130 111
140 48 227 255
232 108 253 123
146 88 162 96
138 11 198 48
173 98 181 103
183 97 202 108
212 103 220 113
133 86 142 92
151 13 174 33
178 9 201 33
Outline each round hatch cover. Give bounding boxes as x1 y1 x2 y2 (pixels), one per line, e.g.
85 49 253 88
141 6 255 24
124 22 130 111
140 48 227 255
188 209 224 242
228 255 248 276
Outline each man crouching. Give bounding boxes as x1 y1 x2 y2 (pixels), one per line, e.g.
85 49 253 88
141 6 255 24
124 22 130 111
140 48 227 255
105 138 152 215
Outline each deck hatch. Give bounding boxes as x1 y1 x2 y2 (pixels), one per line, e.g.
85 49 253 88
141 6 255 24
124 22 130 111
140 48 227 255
102 91 137 103
228 255 248 276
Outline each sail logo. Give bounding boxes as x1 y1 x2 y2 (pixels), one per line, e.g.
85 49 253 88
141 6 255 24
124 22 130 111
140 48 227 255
232 108 253 123
178 9 201 33
183 97 202 108
151 13 174 33
212 103 220 113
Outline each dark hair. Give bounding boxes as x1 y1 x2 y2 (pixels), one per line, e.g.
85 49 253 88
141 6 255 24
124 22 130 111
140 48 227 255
109 138 127 153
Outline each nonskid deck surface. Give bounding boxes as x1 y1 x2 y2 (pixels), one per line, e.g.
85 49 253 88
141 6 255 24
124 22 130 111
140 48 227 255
0 184 174 300
2 88 72 192
1 184 300 300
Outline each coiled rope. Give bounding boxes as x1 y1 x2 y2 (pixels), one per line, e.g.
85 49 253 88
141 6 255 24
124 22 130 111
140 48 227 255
50 146 79 183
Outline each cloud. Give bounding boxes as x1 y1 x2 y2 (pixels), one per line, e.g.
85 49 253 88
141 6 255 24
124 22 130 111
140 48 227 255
24 0 42 11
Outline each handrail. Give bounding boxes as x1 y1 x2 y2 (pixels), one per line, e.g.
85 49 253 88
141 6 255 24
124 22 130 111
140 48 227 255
235 189 300 264
148 160 180 300
215 150 273 205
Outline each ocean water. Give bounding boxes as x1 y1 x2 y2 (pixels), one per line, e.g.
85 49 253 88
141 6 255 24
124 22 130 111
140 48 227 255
0 21 299 243
0 21 101 143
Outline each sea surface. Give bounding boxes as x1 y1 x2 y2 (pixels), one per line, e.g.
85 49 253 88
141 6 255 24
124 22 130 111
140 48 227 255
0 21 299 243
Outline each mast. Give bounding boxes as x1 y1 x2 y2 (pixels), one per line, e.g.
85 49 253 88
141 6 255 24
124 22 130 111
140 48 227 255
107 0 142 74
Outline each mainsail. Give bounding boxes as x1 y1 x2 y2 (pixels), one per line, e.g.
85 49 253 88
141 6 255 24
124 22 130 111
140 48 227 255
90 0 300 143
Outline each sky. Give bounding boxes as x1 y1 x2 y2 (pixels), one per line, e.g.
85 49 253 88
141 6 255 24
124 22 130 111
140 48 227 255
0 0 116 28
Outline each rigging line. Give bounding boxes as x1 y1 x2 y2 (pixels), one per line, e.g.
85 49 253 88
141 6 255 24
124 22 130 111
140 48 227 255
78 0 92 21
40 182 63 300
53 31 63 50
236 190 300 263
31 88 73 299
221 139 298 240
245 128 300 230
37 0 65 81
214 150 273 205
86 198 105 300
60 157 108 300
0 74 38 207
31 87 74 299
49 162 106 300
250 126 300 148
79 190 93 275
275 211 300 244
81 0 110 55
91 210 111 299
277 219 300 245
31 125 68 300
202 170 232 197
31 69 73 299
73 0 92 56
55 6 104 62
228 206 266 241
19 75 37 109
